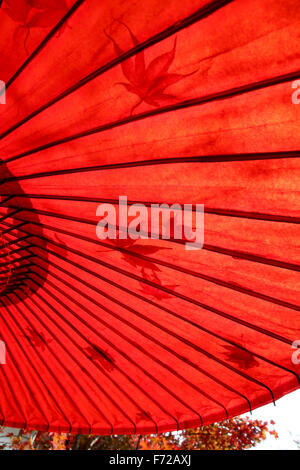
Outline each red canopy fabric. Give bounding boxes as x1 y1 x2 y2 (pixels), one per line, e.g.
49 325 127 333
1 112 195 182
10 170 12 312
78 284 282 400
0 0 299 434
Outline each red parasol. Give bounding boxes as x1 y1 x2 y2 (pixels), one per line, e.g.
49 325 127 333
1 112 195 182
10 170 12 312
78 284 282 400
0 0 299 434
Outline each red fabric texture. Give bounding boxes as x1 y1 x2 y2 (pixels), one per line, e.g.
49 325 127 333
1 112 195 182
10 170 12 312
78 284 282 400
0 0 299 434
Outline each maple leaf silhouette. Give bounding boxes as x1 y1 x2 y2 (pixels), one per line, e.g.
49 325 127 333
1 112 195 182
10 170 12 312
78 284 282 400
222 344 259 370
84 344 115 373
120 241 171 274
139 269 178 301
1 0 69 54
122 252 161 273
24 327 53 351
105 21 197 115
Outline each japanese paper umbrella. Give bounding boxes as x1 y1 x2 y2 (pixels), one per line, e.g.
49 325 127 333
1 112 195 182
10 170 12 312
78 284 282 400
0 0 299 434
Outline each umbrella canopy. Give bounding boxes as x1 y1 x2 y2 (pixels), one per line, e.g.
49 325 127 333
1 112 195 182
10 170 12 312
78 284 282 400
0 0 299 434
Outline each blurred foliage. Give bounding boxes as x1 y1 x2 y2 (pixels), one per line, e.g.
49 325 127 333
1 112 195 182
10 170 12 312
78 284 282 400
1 416 278 450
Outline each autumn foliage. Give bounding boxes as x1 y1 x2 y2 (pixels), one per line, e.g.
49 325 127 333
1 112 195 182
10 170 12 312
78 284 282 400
2 416 278 450
139 417 278 450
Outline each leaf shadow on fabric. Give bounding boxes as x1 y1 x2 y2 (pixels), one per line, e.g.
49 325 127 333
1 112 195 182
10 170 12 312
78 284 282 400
84 344 115 373
1 0 70 55
105 19 198 115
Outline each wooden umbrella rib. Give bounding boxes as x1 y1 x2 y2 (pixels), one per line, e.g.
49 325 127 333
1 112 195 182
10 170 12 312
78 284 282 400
31 256 300 393
2 192 299 224
5 0 87 91
2 67 300 166
27 280 189 431
2 205 299 273
30 259 253 414
0 0 233 143
0 216 297 349
2 152 300 186
6 293 114 435
30 269 276 407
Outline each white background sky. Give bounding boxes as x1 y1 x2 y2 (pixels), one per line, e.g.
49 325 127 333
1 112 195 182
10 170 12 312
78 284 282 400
243 389 300 450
